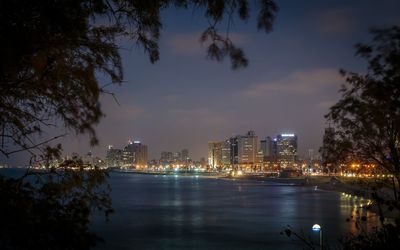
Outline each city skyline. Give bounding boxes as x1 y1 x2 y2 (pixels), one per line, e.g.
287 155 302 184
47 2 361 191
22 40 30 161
2 2 400 249
2 0 400 166
105 130 306 164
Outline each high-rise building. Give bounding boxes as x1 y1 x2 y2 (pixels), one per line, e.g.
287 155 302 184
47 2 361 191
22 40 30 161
173 151 181 162
237 130 259 164
221 140 231 166
256 149 264 164
105 145 123 167
227 131 259 166
122 143 134 168
224 131 260 165
208 141 222 167
260 136 273 161
123 140 148 168
160 151 173 164
276 133 298 167
134 142 148 166
181 149 189 163
229 137 239 164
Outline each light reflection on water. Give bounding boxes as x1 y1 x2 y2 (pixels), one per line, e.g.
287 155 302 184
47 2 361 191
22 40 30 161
339 193 379 235
92 173 377 250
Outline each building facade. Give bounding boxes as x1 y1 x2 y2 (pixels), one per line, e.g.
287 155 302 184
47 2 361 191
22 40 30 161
221 140 231 166
105 145 123 167
208 141 222 168
276 133 297 167
260 136 273 161
237 130 259 164
181 149 189 163
160 151 173 164
123 141 148 168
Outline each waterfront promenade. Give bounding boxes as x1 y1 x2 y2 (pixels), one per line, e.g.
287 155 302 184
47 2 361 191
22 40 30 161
113 169 395 199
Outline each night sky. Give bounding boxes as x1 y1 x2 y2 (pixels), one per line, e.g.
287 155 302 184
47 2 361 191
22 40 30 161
4 0 400 165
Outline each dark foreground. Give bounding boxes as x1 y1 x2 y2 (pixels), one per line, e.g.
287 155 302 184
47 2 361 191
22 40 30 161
92 172 377 250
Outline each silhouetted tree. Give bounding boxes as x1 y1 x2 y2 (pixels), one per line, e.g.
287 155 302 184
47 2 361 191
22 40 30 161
0 1 278 249
326 26 400 197
319 127 352 173
0 0 277 157
321 26 400 250
0 157 113 250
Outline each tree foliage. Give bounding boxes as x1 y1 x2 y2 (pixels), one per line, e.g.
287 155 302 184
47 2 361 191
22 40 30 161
326 26 400 190
0 158 113 249
0 0 277 157
0 1 278 249
319 127 353 173
321 26 400 250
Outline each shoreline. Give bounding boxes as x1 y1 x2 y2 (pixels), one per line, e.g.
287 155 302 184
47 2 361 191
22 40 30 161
226 173 400 219
112 169 390 198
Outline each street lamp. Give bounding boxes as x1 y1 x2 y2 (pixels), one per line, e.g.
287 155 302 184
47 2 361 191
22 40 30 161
312 224 322 249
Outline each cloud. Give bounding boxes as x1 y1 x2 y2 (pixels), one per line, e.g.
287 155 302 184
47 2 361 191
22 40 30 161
315 8 355 35
239 68 343 98
167 107 231 127
167 32 249 56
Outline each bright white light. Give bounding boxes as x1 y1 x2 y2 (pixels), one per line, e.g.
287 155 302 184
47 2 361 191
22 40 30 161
312 224 321 232
134 140 141 144
281 133 295 137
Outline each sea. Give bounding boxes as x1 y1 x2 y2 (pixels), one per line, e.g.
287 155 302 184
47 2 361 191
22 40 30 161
90 172 376 250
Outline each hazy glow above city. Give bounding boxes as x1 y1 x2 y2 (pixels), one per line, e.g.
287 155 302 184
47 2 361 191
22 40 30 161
3 0 400 165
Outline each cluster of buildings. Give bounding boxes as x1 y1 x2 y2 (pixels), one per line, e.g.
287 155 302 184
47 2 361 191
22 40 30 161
158 149 190 165
104 131 320 173
105 140 195 170
106 140 148 169
28 128 390 177
208 131 299 171
105 131 300 172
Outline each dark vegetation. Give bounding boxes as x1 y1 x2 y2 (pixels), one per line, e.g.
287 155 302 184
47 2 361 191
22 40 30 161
286 26 400 249
0 1 277 248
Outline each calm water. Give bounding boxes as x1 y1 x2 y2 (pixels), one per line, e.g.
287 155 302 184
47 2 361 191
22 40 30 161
92 172 375 250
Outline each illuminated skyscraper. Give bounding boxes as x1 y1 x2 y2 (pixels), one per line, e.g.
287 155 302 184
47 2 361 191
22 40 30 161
260 136 273 161
228 131 259 165
122 142 134 168
124 141 148 168
229 137 239 164
105 145 123 167
237 130 259 164
276 133 298 167
221 140 231 166
208 141 222 168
